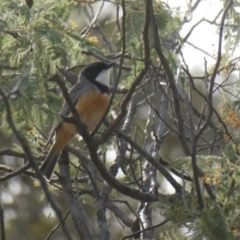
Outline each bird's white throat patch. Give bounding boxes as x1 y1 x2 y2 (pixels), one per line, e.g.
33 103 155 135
95 69 110 86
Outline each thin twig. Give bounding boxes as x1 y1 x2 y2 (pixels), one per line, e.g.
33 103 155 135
0 163 33 181
121 218 170 240
45 210 70 240
82 0 105 38
58 150 92 240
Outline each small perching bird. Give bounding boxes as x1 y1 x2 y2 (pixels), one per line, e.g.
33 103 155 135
40 61 114 180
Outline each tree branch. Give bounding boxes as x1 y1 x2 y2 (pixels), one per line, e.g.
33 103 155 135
58 150 92 240
0 202 5 240
0 86 73 240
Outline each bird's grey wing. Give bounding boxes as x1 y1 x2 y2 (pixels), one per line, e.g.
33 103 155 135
60 75 97 117
44 78 87 147
60 79 86 116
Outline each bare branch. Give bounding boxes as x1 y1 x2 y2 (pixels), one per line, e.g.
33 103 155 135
0 163 34 181
81 0 105 38
58 150 92 240
0 149 26 159
102 96 137 197
0 86 73 240
121 219 170 240
0 202 5 240
45 211 70 240
106 202 134 228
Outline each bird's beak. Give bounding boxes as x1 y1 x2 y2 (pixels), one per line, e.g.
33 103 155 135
106 62 115 69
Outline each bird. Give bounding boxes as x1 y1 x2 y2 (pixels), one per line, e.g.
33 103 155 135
40 61 114 181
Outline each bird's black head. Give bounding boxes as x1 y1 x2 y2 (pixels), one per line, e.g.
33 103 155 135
81 61 114 86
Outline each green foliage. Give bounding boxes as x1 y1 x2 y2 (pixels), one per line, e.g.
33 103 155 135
159 150 240 239
0 0 95 146
189 203 236 240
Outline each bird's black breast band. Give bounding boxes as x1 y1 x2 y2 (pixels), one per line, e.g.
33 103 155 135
93 81 109 94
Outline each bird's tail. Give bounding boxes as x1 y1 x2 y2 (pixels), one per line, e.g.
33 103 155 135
40 122 76 181
40 146 60 181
